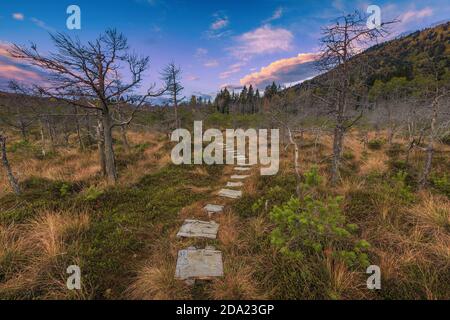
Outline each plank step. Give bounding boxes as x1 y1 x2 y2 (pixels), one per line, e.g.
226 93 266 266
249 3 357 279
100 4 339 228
175 246 224 282
219 189 242 199
204 204 224 214
230 175 250 180
235 167 251 171
177 220 219 239
226 181 243 188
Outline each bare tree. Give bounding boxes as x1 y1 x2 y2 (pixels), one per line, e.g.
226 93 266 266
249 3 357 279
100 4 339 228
161 62 184 129
316 11 396 185
0 132 21 195
11 29 165 183
416 56 449 189
0 81 39 142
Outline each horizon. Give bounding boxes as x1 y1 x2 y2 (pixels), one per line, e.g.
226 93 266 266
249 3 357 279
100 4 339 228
0 0 449 100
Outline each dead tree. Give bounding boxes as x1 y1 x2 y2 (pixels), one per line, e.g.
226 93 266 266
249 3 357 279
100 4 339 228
11 29 165 183
0 81 39 142
161 62 184 129
316 11 396 185
417 56 449 189
0 133 21 195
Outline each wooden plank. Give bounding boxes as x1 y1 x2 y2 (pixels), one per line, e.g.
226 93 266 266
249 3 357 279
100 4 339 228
175 247 224 281
219 189 242 199
204 204 224 213
177 220 219 239
230 175 250 180
226 181 243 188
235 167 251 171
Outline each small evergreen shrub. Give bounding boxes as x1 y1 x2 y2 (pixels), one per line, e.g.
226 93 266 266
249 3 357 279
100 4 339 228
368 139 385 150
270 167 370 268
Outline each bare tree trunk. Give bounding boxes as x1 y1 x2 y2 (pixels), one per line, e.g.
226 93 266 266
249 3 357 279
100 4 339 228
120 125 130 152
74 107 85 151
39 118 46 157
96 119 107 177
102 111 117 183
19 120 28 142
288 128 302 198
47 119 56 150
173 91 180 129
331 124 344 185
419 106 437 189
0 135 21 195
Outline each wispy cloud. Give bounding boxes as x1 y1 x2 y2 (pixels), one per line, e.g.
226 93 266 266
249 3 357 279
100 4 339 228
263 7 283 24
195 48 208 58
240 53 320 88
187 75 200 81
0 42 45 87
220 62 245 79
204 60 219 68
400 7 433 24
230 25 294 60
211 17 229 30
30 17 55 32
12 13 25 21
205 12 232 39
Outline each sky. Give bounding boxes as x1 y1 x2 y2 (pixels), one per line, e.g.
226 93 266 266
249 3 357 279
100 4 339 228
0 0 449 100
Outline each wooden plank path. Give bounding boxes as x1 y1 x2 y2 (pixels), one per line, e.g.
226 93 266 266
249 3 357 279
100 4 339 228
175 159 256 284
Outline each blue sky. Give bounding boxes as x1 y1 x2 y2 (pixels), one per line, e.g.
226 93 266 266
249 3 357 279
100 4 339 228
0 0 449 99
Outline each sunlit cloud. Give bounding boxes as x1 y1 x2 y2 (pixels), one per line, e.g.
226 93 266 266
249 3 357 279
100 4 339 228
0 42 45 87
230 25 294 60
240 53 320 88
13 13 25 21
205 12 232 39
220 62 245 79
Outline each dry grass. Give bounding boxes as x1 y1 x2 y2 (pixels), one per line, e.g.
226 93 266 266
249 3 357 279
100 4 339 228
126 260 191 300
0 210 90 299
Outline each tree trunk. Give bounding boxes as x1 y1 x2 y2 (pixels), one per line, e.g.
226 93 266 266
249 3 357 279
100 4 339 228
102 111 117 183
0 135 21 195
120 125 130 152
96 119 107 177
288 128 302 198
20 121 28 142
331 125 344 185
419 106 437 189
39 119 46 157
74 107 85 151
419 142 434 189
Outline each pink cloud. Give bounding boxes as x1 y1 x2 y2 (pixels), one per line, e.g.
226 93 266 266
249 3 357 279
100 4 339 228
240 53 320 87
211 17 229 30
13 13 25 21
230 25 294 59
0 62 41 82
204 60 219 68
400 7 433 23
0 42 43 85
220 63 245 79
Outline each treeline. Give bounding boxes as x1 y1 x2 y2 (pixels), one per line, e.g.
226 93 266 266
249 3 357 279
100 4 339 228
213 82 281 114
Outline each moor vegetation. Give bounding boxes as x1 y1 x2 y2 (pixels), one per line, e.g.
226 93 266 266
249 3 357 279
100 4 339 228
0 17 449 300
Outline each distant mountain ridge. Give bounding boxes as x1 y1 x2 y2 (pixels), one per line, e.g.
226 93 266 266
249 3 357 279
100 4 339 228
293 21 449 91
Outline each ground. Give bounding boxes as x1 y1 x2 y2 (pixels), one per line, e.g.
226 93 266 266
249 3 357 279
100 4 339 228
0 127 449 300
